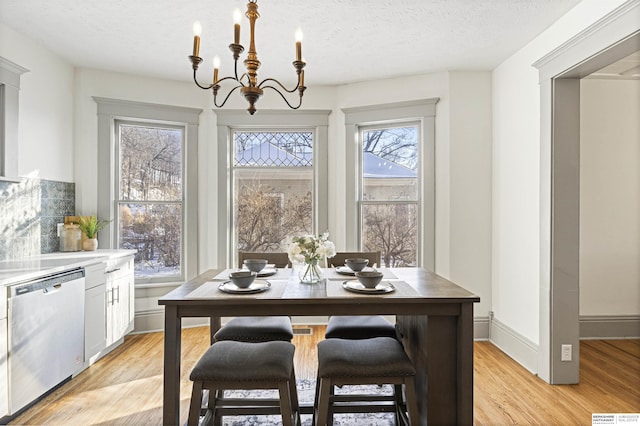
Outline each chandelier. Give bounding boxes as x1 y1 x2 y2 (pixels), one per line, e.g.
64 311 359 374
188 0 306 115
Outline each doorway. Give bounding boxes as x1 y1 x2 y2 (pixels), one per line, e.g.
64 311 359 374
534 3 639 384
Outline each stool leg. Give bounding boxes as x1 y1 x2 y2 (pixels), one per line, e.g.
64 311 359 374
312 370 320 425
278 381 294 426
188 381 204 426
403 376 419 425
393 384 402 425
315 377 331 426
288 369 301 425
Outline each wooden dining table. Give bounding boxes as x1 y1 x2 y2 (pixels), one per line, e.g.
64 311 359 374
158 267 480 425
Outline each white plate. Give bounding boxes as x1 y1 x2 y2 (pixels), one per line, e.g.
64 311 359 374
335 266 375 276
342 280 395 294
218 280 271 294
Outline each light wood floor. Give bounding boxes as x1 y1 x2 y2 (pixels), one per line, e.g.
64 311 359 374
8 326 640 425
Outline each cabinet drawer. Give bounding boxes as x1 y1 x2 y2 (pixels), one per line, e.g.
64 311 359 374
84 262 107 290
105 256 133 280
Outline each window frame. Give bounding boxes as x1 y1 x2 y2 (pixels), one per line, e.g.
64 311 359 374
95 97 202 286
358 121 421 267
231 128 315 265
0 56 29 180
114 119 186 283
343 99 438 270
215 109 331 268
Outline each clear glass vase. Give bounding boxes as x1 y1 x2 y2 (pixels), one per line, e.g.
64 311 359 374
299 260 323 284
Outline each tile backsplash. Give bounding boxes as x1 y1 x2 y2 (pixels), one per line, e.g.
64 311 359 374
0 178 75 260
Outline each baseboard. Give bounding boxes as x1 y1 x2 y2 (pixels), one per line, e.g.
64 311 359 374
474 316 490 340
490 316 538 374
580 315 640 339
132 309 209 333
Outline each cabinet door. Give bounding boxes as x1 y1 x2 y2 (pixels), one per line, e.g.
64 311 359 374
84 283 106 361
106 275 134 345
106 281 117 346
112 276 129 340
0 317 8 417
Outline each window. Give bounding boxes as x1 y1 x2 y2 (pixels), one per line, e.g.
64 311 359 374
343 99 438 270
214 109 330 268
95 97 201 284
116 121 184 280
232 130 314 255
360 124 419 266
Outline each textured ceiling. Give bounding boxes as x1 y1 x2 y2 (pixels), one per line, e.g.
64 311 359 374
1 0 583 86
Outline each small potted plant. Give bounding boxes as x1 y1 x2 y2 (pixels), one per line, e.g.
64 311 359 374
78 216 111 251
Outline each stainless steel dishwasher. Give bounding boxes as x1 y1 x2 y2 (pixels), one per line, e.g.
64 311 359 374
7 268 85 415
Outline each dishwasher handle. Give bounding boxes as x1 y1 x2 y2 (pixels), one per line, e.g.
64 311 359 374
43 283 64 294
10 268 85 297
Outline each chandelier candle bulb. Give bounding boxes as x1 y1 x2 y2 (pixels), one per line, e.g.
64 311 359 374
295 28 303 62
233 8 242 45
192 21 202 57
213 56 220 84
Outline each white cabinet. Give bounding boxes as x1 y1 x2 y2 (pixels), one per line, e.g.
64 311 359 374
83 254 134 366
105 255 134 347
0 291 7 418
84 263 107 363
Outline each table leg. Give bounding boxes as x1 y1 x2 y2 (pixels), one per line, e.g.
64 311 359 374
163 305 181 425
458 303 474 424
398 310 472 426
210 316 221 344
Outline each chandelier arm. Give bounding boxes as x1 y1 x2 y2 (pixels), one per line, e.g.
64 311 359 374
233 57 242 82
258 78 299 93
261 85 303 109
192 70 214 90
216 76 243 85
214 85 244 108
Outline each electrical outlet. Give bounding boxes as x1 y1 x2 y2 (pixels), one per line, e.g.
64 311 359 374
561 344 572 361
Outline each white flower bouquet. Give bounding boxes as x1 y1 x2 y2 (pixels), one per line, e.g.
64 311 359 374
287 232 336 283
287 232 336 265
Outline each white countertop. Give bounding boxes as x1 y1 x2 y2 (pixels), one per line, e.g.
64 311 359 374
0 250 136 286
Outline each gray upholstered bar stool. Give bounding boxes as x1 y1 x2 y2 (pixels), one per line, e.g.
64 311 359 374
314 337 419 426
188 340 300 426
213 316 294 342
325 315 398 340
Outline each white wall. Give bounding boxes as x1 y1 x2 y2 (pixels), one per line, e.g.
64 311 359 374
580 78 640 316
0 23 75 182
491 0 627 347
449 71 493 318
